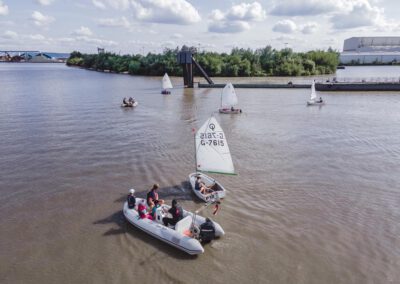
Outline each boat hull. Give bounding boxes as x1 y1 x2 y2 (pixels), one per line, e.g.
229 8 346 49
306 101 324 106
121 101 138 107
219 108 242 114
189 172 226 202
123 199 224 254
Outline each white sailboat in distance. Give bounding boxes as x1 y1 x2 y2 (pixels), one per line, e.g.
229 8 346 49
219 83 242 114
307 80 324 106
161 73 173 95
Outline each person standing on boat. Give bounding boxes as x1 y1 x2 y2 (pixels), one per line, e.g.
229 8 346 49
127 188 136 209
146 184 164 207
163 199 183 227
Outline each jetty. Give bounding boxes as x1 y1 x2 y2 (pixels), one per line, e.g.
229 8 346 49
197 80 400 92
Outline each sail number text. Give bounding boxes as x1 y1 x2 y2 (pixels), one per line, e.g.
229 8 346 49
199 132 225 146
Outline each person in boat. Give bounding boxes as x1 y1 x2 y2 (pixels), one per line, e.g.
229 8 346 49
138 201 153 220
123 97 128 105
231 106 235 112
162 199 183 227
318 97 323 103
127 188 136 209
146 184 164 207
195 176 213 195
127 97 135 106
150 199 161 219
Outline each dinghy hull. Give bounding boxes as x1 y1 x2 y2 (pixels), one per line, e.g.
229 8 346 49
219 108 242 114
121 101 138 107
189 172 226 202
306 101 324 106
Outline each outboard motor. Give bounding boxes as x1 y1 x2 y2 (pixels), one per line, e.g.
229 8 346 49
199 218 215 243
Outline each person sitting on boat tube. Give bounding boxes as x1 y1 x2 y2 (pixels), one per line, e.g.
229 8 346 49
146 184 164 207
163 199 183 227
195 176 213 195
127 188 136 209
138 201 153 220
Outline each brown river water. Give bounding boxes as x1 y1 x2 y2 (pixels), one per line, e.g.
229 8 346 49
0 64 399 284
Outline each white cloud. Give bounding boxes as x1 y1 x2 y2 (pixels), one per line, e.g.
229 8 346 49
31 11 55 26
92 0 106 10
91 0 130 10
77 36 118 47
130 0 201 24
2 30 18 39
98 17 130 28
36 0 54 6
331 1 383 29
28 34 46 40
272 19 297 34
209 21 251 33
301 22 318 34
270 0 338 16
0 1 9 16
73 26 93 36
208 1 266 33
225 2 266 21
172 33 183 39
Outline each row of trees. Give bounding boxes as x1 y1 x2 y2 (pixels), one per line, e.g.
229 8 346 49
67 46 339 77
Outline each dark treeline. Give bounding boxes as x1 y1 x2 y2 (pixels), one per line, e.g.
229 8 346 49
67 46 339 77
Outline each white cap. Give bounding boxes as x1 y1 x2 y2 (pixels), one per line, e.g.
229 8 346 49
129 188 135 194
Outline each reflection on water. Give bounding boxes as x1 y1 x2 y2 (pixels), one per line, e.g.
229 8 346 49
0 64 399 284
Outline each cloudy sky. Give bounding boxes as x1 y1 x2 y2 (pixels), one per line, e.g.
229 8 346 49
0 0 399 54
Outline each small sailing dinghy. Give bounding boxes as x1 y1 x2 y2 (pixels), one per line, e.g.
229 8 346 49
219 83 242 114
161 73 173 95
189 116 235 202
307 80 324 106
123 197 224 255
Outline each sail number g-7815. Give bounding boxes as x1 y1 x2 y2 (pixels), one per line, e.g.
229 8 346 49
199 132 225 146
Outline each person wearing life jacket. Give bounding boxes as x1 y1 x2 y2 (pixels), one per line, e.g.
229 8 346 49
127 188 136 209
199 218 216 243
195 176 213 195
138 201 153 220
150 199 161 219
146 184 164 207
163 199 183 227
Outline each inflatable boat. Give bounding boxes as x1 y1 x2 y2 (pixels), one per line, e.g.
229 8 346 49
123 198 224 255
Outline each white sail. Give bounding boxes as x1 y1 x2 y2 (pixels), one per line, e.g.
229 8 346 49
162 73 173 90
195 117 235 175
221 83 238 108
310 80 317 101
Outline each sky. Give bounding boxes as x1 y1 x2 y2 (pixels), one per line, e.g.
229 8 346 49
0 0 399 54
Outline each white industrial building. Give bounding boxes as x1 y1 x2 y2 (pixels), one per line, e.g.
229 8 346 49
340 37 400 64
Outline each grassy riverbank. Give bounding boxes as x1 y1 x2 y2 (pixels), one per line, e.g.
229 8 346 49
67 47 339 77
